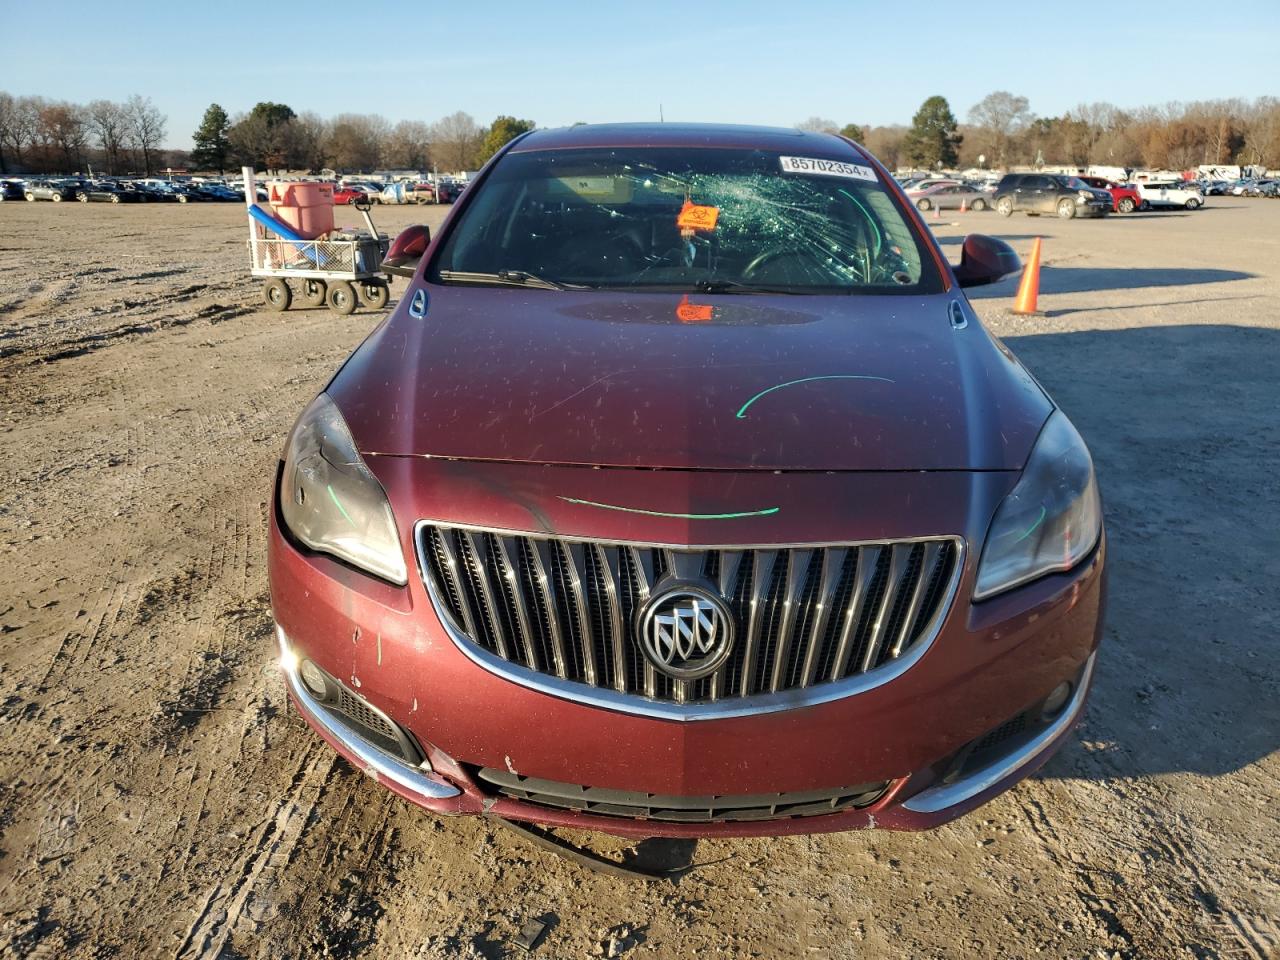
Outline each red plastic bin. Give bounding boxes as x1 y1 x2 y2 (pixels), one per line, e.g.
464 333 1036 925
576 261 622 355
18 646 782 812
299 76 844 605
268 181 334 240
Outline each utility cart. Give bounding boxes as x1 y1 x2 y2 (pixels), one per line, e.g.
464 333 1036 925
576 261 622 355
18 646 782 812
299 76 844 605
243 166 392 315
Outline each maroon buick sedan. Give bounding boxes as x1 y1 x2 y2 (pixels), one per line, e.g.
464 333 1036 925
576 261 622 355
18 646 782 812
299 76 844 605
268 123 1105 839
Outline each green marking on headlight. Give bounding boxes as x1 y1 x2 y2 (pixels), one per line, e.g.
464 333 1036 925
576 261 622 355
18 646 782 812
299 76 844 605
735 375 894 419
327 484 357 527
1012 505 1048 543
558 497 779 520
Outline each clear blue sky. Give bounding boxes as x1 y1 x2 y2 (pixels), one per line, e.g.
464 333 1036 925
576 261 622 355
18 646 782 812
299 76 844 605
2 0 1274 149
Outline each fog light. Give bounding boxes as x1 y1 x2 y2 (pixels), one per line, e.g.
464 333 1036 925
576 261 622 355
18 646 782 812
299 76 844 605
299 658 329 698
1041 681 1072 719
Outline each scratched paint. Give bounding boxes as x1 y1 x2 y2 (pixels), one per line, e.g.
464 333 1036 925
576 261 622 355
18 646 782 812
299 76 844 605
558 496 779 520
735 375 895 419
326 485 357 527
1012 505 1048 543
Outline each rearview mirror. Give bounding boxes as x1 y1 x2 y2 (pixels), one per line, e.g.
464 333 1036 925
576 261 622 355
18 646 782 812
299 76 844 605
382 224 431 279
953 234 1021 288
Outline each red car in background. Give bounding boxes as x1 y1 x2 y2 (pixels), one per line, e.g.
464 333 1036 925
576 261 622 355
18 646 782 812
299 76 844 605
1077 175 1142 213
333 185 367 205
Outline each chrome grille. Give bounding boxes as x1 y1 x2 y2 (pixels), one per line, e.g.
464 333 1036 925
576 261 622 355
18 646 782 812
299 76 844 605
418 525 960 708
477 768 888 822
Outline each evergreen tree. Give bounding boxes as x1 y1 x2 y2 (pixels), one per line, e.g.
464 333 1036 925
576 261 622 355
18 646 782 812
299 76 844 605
902 96 962 168
477 116 535 164
191 103 231 173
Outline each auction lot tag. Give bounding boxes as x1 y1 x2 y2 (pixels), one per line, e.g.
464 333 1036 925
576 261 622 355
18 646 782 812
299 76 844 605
779 156 878 181
677 200 720 231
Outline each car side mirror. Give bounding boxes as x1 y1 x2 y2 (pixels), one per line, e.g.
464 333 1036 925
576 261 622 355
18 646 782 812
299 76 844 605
953 234 1021 288
382 224 430 279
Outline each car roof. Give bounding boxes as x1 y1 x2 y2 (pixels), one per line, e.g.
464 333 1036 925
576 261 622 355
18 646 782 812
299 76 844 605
508 122 865 159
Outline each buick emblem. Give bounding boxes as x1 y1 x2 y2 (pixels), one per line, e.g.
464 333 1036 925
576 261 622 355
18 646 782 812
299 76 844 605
638 586 735 680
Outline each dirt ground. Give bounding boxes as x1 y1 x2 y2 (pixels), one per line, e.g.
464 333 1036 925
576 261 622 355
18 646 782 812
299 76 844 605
0 195 1277 960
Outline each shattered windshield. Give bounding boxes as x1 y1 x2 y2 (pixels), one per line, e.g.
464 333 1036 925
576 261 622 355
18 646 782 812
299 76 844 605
431 147 942 294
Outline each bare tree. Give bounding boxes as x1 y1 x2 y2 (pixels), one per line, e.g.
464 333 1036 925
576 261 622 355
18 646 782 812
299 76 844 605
289 111 330 171
385 119 432 170
795 116 839 134
0 92 15 173
124 94 166 175
1241 97 1280 167
37 101 89 172
967 92 1032 166
430 111 482 172
86 99 128 174
10 96 40 170
326 113 389 172
863 125 907 169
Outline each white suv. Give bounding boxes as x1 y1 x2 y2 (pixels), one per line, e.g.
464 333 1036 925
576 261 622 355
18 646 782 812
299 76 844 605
1137 181 1204 210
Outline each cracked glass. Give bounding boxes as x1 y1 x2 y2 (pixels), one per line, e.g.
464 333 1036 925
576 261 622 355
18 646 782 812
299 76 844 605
432 147 943 295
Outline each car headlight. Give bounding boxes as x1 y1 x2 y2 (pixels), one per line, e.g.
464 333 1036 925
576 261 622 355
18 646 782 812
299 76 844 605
279 393 407 585
974 411 1102 600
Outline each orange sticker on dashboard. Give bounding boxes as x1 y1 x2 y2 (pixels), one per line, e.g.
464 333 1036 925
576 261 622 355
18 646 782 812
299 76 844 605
677 200 719 231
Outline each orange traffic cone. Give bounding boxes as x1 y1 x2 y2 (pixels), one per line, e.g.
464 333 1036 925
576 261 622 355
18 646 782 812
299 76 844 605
933 204 941 220
959 199 968 213
1011 237 1043 315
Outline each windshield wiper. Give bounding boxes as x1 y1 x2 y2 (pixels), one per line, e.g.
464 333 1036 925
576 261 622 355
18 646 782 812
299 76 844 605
437 269 589 291
693 278 805 295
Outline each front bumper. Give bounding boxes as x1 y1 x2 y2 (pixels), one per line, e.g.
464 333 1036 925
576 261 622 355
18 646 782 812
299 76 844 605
268 461 1106 838
277 622 1098 836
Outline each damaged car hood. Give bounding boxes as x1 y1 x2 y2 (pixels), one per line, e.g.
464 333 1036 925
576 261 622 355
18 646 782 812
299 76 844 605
327 285 1051 471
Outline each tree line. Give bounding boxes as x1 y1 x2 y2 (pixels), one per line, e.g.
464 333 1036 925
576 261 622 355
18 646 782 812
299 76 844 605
804 93 1280 172
0 93 167 175
0 92 535 176
188 102 536 175
4 88 1278 177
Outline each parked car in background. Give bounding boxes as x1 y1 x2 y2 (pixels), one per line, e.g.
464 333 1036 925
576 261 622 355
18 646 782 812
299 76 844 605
333 185 369 205
78 182 143 203
25 179 81 202
350 183 384 202
1136 181 1203 210
407 182 443 203
127 182 175 202
169 184 209 203
193 183 239 202
903 178 960 197
269 122 1105 841
993 173 1111 218
910 182 991 212
1076 176 1142 213
227 180 269 201
0 179 25 201
440 180 471 203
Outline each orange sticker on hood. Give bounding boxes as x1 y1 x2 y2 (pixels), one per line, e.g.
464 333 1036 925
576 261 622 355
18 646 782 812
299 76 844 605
675 294 713 323
677 199 719 231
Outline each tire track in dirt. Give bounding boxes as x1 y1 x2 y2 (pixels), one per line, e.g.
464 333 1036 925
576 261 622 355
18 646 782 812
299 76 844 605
173 744 334 960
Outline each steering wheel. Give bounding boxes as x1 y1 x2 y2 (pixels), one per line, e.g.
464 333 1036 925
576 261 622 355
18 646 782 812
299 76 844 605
741 246 844 284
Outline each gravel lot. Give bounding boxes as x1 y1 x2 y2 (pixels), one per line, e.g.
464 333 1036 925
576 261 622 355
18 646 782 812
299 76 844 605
0 197 1277 959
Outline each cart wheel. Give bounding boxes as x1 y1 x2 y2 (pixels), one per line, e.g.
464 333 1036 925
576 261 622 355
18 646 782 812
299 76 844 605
361 282 390 310
327 280 357 315
301 278 327 307
263 278 292 312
